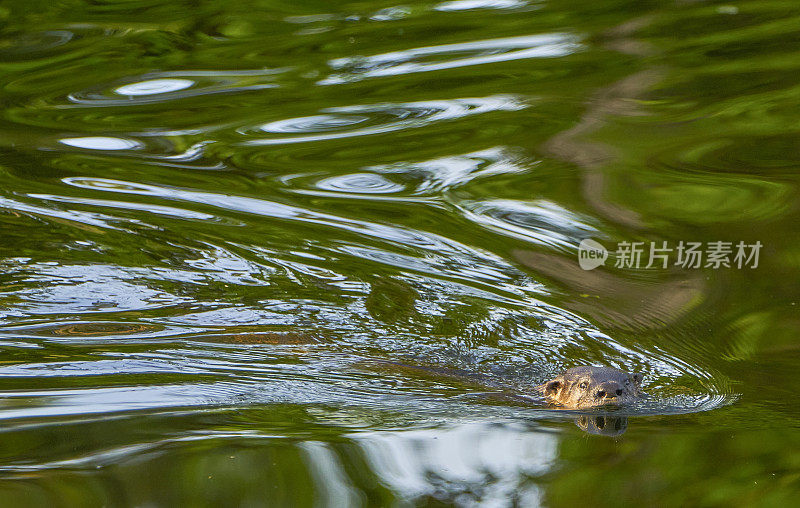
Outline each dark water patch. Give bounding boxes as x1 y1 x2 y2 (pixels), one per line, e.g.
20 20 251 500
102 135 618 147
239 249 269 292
0 30 76 59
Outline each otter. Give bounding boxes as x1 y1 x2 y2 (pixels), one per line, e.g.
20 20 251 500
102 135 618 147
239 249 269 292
538 366 644 408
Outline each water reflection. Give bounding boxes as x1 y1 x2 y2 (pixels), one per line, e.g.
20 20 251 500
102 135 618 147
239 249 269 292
3 0 799 503
368 146 528 194
352 423 555 504
574 415 627 436
434 0 530 11
314 173 406 194
320 33 581 84
68 69 286 106
59 136 142 150
459 199 599 250
369 6 412 22
240 95 526 145
28 194 218 220
0 30 74 58
58 176 532 289
0 263 193 315
0 321 171 340
115 78 194 96
0 195 133 231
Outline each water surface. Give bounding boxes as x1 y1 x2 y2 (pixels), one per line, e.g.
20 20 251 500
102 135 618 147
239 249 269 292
1 0 800 505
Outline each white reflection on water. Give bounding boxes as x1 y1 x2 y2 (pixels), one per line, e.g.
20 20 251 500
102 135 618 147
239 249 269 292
0 196 132 230
3 263 194 315
115 78 194 96
351 423 555 506
458 199 600 250
435 0 530 11
369 146 528 194
242 95 526 145
314 173 406 194
370 6 412 21
0 383 250 420
68 68 286 106
60 177 506 260
28 194 217 220
59 136 142 150
59 176 537 295
320 33 580 84
300 442 364 506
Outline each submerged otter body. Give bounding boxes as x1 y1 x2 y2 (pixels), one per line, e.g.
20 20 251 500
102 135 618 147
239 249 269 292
538 366 644 408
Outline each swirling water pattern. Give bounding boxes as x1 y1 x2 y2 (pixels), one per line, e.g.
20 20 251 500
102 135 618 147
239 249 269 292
1 0 800 505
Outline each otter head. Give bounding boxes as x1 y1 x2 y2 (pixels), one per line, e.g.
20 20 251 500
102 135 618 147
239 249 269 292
538 366 644 409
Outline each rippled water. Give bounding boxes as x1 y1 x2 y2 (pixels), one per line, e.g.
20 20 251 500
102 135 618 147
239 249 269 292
2 0 800 505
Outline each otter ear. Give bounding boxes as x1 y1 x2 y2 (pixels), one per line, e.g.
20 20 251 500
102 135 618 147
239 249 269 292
543 379 562 395
630 372 643 385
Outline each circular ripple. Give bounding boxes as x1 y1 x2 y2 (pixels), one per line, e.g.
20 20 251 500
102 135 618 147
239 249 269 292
239 95 526 145
260 114 370 134
460 199 598 249
653 136 800 175
115 78 195 96
315 173 405 194
0 30 74 59
66 69 284 106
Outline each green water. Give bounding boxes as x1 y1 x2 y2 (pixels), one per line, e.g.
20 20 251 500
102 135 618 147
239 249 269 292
1 0 800 505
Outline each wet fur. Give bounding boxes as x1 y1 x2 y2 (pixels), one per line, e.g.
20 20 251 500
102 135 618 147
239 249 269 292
538 366 644 408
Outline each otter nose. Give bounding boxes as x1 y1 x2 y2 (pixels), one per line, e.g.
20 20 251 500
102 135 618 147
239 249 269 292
595 382 623 399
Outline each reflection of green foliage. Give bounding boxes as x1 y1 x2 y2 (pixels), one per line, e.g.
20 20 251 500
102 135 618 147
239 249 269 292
427 300 534 348
546 423 800 507
636 178 791 224
3 409 800 506
2 0 800 505
429 300 490 337
365 277 419 324
723 311 773 361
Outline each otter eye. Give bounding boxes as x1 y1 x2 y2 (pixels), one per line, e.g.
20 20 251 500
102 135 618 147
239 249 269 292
579 382 588 390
